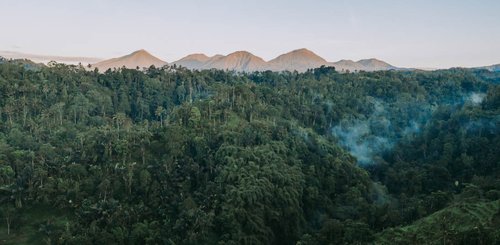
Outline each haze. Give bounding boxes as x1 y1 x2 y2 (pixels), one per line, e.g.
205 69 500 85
1 0 499 68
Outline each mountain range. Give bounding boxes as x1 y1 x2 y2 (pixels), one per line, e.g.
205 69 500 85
88 48 397 72
1 49 499 73
171 48 398 72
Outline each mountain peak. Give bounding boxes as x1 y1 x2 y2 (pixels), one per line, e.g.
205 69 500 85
268 48 327 72
227 51 258 58
358 58 382 63
357 58 395 70
128 49 154 57
183 53 209 60
173 53 212 70
289 48 316 55
93 49 167 71
279 48 325 60
328 58 396 72
202 50 266 71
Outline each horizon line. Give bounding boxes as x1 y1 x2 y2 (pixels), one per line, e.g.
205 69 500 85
1 48 498 69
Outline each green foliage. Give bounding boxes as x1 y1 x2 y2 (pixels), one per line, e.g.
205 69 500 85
0 60 498 243
376 200 500 244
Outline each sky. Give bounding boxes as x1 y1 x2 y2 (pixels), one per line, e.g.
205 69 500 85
0 0 499 68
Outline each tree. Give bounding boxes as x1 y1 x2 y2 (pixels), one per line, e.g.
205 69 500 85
0 205 17 235
155 106 166 127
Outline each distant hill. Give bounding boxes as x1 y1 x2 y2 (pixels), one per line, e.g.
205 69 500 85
357 58 397 71
92 49 167 71
0 50 102 65
0 57 44 70
268 48 327 72
328 59 365 72
200 51 267 72
172 53 212 70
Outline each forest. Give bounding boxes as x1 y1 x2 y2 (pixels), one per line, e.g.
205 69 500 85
0 59 499 244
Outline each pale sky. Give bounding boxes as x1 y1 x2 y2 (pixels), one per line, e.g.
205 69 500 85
0 0 499 68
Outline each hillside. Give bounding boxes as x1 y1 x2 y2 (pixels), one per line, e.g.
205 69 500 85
268 48 327 72
92 49 167 71
329 58 396 72
477 64 500 72
172 53 212 70
328 59 365 72
0 60 498 244
200 51 267 71
376 200 500 244
357 58 396 71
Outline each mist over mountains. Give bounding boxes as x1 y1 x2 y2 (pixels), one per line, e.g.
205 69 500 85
0 50 103 65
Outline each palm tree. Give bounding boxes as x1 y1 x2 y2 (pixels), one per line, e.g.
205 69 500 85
155 106 166 127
